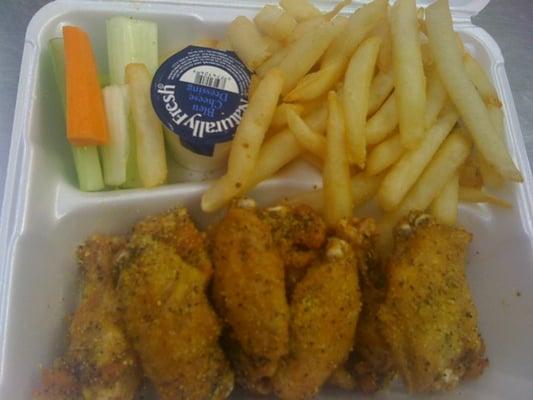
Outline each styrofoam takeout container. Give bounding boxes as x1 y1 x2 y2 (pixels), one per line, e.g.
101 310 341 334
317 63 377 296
1 0 532 398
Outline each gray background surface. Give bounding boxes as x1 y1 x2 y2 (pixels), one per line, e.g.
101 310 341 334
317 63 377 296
0 0 532 199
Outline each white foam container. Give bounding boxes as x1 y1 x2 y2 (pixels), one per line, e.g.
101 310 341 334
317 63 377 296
1 0 533 398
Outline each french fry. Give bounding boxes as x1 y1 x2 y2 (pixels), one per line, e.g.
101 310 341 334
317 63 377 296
367 68 395 115
479 156 505 189
288 17 325 43
390 0 426 148
216 38 232 51
324 91 353 226
459 186 512 208
426 0 522 182
228 16 272 70
430 174 459 225
366 133 404 176
378 131 471 251
343 36 381 166
458 150 483 188
280 0 322 22
284 63 341 102
256 47 289 78
419 33 434 66
464 52 502 107
263 35 283 54
367 67 448 146
299 96 326 116
378 110 459 211
424 65 448 128
286 109 326 159
478 104 506 188
371 21 393 72
201 69 283 212
278 21 341 95
366 93 398 145
324 0 352 20
286 0 388 102
254 4 297 42
126 64 167 188
288 0 350 42
417 6 427 33
248 74 261 98
192 38 219 48
400 131 471 211
271 103 305 130
323 0 387 66
455 32 465 53
350 172 384 208
286 172 383 212
301 152 323 170
243 106 329 191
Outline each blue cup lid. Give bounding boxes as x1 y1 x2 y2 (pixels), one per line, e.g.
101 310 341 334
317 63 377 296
151 46 251 156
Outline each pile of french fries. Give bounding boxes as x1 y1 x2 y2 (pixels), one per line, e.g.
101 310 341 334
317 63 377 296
200 0 522 250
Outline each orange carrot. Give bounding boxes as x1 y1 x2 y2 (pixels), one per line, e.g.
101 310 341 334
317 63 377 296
63 26 109 146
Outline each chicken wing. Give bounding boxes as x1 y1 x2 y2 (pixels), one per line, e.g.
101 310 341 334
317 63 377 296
344 251 396 394
34 235 141 400
117 208 233 400
378 212 488 392
272 231 362 400
329 218 397 393
210 201 290 394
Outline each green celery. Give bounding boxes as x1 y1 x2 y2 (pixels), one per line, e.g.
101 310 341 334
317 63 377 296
49 38 104 192
106 16 159 188
106 16 158 85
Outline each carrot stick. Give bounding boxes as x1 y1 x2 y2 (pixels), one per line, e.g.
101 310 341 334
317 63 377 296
63 26 109 146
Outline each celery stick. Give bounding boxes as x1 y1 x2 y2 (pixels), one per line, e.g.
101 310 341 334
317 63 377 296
49 38 104 192
101 85 130 186
71 147 105 191
106 16 159 188
106 16 158 85
49 39 66 107
99 73 110 87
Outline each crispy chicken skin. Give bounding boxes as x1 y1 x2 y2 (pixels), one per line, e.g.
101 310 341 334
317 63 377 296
34 235 141 400
127 206 213 280
117 208 233 400
378 212 488 393
272 230 362 400
210 201 290 394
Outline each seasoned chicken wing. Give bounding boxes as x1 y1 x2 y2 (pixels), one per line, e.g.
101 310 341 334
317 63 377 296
329 218 397 393
117 208 233 400
210 201 290 394
34 235 141 400
272 231 362 400
344 251 396 394
378 212 488 393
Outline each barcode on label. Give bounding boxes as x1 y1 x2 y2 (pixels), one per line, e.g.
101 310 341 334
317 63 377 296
194 71 228 90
